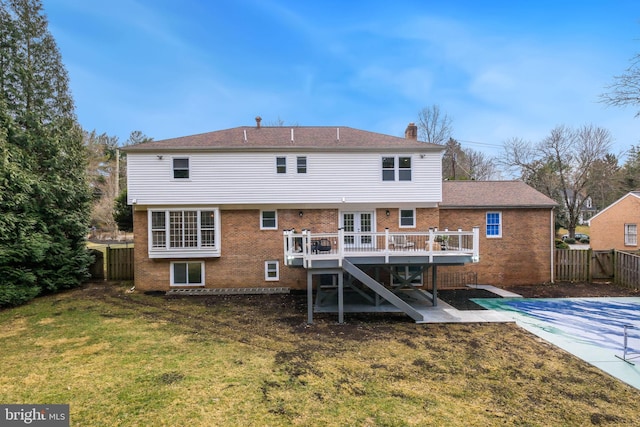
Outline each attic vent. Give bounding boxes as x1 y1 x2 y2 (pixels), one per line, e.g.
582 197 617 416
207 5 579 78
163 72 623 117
243 129 247 142
291 128 294 143
337 127 340 142
255 116 262 129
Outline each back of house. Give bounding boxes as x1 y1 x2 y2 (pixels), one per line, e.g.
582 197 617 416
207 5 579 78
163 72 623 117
124 120 557 295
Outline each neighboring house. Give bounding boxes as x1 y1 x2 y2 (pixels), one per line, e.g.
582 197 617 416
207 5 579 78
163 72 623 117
124 120 557 322
562 190 597 225
588 191 640 251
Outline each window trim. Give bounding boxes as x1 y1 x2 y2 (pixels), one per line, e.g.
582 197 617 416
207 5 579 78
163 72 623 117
261 210 278 230
170 261 204 286
148 208 221 258
381 155 412 182
276 156 287 174
265 260 280 281
399 208 416 228
382 156 395 181
486 211 502 238
625 223 638 246
172 157 190 180
297 156 307 174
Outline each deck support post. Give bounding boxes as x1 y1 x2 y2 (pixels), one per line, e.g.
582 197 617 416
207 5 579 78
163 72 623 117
307 270 314 324
432 265 438 306
338 272 344 324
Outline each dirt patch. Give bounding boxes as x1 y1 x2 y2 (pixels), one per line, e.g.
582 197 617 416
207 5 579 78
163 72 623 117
437 288 499 310
503 281 640 298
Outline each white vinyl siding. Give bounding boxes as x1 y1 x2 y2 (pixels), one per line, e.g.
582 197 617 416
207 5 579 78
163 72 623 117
148 208 221 258
128 151 442 206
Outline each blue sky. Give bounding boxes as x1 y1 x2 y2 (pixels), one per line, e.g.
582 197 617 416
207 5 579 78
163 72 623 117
44 0 640 157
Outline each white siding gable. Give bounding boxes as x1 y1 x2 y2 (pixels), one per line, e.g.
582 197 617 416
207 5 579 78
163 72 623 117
128 151 442 207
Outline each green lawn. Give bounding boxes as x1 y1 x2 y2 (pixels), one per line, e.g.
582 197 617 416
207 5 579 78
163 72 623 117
1 283 639 426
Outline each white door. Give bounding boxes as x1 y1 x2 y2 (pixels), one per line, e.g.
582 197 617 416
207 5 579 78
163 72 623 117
342 212 374 248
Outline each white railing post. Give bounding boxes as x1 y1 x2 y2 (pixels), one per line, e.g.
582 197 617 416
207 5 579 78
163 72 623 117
338 228 344 267
472 226 480 262
384 228 390 263
302 229 310 268
283 230 289 265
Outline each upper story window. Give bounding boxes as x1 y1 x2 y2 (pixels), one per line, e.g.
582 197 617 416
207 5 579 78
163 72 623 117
297 156 307 174
276 157 287 174
625 224 637 246
261 210 277 230
382 156 412 181
382 157 395 181
486 211 502 238
399 209 415 228
149 209 219 258
173 158 189 179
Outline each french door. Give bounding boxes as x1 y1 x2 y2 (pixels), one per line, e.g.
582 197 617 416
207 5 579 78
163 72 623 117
342 212 374 248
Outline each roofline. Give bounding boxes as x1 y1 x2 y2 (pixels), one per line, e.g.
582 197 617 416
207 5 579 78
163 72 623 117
439 205 557 209
123 145 446 154
588 191 640 223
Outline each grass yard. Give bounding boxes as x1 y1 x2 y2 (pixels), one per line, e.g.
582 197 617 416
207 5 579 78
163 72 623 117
1 283 639 426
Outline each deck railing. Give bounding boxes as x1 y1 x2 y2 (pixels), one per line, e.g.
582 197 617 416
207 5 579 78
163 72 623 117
283 227 479 267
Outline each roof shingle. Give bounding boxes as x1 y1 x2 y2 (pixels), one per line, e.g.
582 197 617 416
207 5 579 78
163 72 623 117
123 126 444 152
441 180 557 208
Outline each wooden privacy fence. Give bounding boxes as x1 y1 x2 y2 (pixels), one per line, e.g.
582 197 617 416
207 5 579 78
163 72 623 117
616 251 640 289
555 249 640 288
106 247 134 280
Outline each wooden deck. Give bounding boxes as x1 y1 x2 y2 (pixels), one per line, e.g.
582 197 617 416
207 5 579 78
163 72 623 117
283 228 480 268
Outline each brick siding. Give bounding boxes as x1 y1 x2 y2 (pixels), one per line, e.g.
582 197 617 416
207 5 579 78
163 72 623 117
133 206 551 290
438 208 554 286
590 195 640 251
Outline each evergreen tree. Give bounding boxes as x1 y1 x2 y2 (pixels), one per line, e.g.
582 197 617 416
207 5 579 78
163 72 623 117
113 189 133 233
0 0 91 306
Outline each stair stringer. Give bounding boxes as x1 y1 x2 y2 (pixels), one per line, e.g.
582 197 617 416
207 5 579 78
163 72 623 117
342 259 424 322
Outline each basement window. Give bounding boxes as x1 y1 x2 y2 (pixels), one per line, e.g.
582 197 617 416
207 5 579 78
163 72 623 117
265 261 279 281
171 261 204 286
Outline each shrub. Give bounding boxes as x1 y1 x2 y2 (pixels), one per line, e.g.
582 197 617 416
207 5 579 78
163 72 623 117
0 284 41 308
564 238 576 244
555 239 569 249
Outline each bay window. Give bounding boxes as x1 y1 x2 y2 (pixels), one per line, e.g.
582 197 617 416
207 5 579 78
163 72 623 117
149 208 220 258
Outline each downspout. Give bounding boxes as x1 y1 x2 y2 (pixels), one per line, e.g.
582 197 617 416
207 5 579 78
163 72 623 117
550 208 555 283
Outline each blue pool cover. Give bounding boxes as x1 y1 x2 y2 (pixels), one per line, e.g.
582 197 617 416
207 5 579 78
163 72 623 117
474 297 640 390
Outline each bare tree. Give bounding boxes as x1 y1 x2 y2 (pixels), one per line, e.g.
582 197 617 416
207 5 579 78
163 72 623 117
417 105 452 145
466 149 497 181
499 125 613 237
600 53 640 116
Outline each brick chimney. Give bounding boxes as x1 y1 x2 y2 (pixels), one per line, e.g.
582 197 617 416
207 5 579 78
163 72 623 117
255 116 262 129
405 122 418 140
